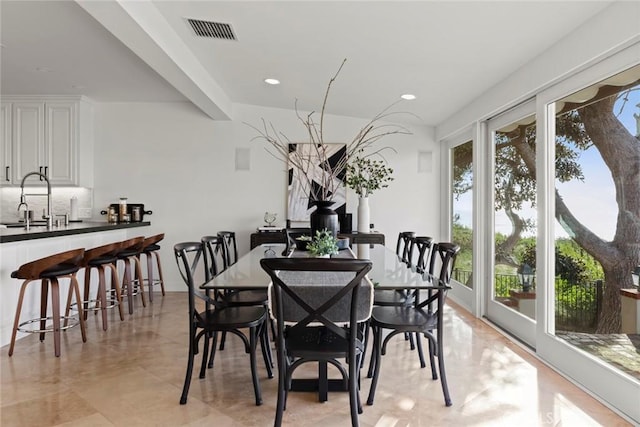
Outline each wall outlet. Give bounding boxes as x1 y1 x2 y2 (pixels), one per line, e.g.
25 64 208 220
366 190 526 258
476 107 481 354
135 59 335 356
79 208 92 218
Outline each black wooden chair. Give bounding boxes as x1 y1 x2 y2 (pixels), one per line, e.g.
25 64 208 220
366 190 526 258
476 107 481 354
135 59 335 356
260 257 373 427
174 241 272 406
202 235 273 362
367 242 460 408
366 236 434 377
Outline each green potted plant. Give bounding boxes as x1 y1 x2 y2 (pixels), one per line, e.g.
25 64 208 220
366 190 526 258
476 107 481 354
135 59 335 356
345 156 394 232
306 229 339 257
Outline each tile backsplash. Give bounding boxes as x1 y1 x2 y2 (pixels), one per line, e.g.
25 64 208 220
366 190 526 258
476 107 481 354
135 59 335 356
0 187 93 223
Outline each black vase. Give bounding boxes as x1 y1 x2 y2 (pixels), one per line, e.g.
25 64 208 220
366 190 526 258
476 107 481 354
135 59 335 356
310 200 339 238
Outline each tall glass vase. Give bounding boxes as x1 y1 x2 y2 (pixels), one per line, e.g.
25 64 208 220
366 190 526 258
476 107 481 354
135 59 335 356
357 196 370 233
310 200 339 238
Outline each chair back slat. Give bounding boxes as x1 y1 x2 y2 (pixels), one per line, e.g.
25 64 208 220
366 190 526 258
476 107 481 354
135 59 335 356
260 258 373 336
201 236 228 281
395 231 415 265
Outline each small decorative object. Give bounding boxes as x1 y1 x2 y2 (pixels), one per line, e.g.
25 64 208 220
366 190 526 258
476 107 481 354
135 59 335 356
336 237 350 250
295 235 312 250
306 229 339 258
346 156 394 232
264 212 277 227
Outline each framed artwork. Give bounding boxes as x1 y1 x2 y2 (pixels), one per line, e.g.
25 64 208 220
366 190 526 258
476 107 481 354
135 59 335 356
287 143 346 221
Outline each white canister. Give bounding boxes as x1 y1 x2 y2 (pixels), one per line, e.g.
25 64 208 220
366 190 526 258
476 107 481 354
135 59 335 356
70 196 79 221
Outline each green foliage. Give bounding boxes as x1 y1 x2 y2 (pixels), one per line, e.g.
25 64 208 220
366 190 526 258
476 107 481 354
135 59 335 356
345 156 394 197
307 229 339 256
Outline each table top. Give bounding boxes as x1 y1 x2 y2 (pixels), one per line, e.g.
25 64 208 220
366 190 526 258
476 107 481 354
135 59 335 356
202 243 441 291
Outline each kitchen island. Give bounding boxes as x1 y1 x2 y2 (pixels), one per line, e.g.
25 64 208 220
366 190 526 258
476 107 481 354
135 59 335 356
0 221 151 243
0 220 152 348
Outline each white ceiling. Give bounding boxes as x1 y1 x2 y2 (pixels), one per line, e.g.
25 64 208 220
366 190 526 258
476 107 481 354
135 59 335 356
0 1 614 126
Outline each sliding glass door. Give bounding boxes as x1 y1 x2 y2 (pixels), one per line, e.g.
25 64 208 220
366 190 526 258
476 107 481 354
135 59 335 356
485 101 537 347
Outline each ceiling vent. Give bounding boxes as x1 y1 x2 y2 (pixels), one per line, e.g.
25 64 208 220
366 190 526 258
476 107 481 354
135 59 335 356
187 18 236 41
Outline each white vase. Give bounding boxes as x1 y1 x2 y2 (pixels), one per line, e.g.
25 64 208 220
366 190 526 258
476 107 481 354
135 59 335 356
357 196 370 233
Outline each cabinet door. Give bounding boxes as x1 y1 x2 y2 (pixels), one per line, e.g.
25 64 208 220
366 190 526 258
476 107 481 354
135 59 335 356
0 103 11 185
44 102 76 185
12 102 44 184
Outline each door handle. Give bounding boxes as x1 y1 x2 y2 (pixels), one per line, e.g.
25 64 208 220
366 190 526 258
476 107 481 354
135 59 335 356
39 166 43 180
5 166 9 181
44 166 48 178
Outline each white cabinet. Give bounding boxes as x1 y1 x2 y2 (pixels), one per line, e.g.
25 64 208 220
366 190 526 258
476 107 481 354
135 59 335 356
2 96 93 187
0 103 11 185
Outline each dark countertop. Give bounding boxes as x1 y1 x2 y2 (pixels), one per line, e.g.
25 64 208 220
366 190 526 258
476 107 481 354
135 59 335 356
0 221 151 243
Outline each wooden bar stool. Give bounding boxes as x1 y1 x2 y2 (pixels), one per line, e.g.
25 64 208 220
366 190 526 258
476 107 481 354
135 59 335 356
8 248 87 357
116 236 146 315
138 233 166 303
68 241 124 330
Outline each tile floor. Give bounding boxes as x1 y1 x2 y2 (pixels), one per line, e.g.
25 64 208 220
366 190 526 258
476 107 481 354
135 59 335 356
0 293 632 426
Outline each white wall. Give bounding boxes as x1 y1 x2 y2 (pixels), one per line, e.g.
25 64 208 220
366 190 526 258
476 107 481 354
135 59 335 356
93 101 437 291
436 1 640 139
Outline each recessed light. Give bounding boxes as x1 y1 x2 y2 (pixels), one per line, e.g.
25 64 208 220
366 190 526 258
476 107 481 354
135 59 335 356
71 85 85 90
264 78 280 85
401 94 416 100
35 67 52 73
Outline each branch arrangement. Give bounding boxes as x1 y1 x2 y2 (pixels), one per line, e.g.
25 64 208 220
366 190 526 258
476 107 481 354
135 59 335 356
247 58 412 202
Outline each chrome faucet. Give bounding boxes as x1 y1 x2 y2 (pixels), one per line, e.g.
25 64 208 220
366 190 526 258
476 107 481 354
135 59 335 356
18 171 53 229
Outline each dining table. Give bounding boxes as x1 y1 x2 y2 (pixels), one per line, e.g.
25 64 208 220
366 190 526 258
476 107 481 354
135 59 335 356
200 243 445 402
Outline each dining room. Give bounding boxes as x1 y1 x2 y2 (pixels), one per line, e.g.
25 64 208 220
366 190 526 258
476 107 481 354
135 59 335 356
1 1 639 425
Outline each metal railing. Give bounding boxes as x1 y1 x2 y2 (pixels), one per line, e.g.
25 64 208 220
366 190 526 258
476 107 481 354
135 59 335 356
453 269 602 333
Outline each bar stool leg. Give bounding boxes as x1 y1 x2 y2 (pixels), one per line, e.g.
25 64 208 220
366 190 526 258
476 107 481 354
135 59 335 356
123 259 134 315
97 266 109 330
144 253 154 303
8 279 32 356
154 252 166 296
71 274 87 343
133 256 147 307
40 279 49 342
50 278 63 357
107 263 125 321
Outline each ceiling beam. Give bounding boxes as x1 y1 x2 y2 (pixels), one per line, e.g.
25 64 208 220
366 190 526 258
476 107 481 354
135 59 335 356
75 0 231 120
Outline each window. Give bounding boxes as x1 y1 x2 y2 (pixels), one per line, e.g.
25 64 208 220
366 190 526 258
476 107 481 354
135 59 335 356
452 140 473 288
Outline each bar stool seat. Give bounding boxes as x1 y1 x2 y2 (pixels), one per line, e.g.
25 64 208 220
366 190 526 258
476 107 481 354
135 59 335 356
9 248 87 357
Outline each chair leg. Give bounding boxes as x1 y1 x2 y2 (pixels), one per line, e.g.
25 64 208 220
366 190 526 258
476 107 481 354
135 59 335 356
219 331 227 350
207 332 218 369
415 332 426 368
180 324 196 404
97 267 108 330
199 331 210 379
259 321 274 377
366 325 383 405
436 332 452 406
407 331 415 350
349 334 360 427
274 337 286 427
427 333 438 379
249 326 263 406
